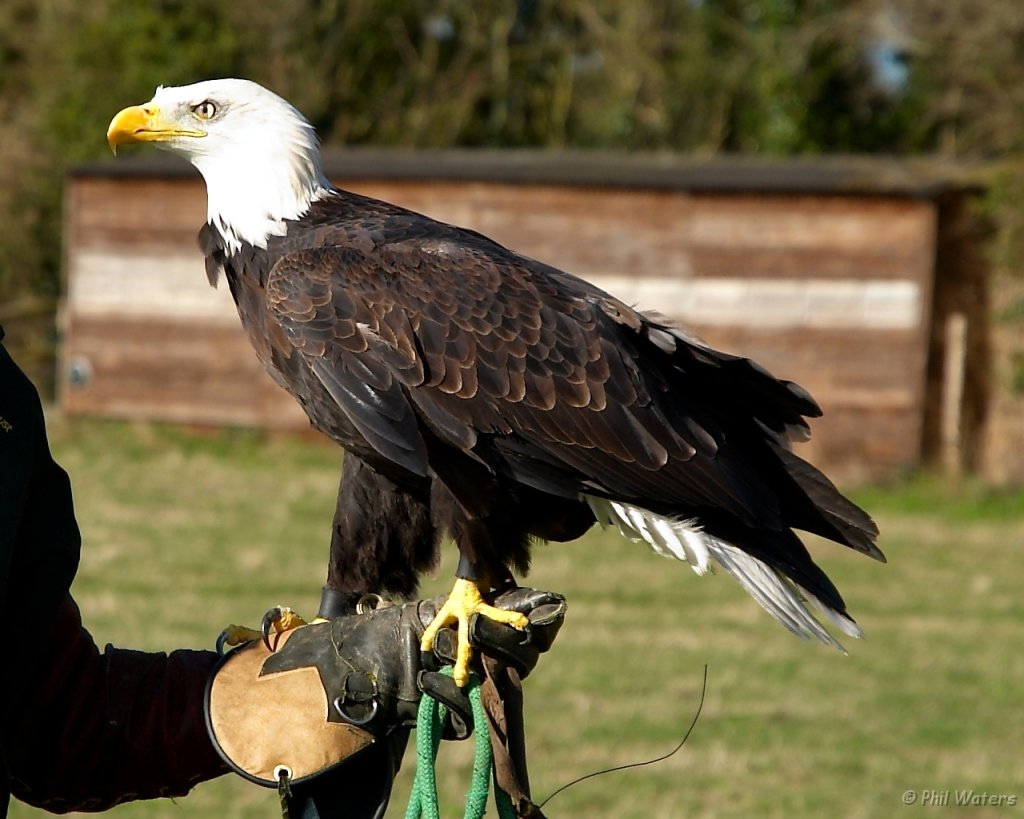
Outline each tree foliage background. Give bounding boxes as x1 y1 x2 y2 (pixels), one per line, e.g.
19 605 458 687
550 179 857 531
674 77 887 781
2 0 1023 390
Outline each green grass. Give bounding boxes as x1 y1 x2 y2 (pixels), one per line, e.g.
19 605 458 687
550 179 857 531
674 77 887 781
10 419 1024 818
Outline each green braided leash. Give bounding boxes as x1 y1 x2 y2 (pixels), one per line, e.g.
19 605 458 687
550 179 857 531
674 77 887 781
404 668 516 819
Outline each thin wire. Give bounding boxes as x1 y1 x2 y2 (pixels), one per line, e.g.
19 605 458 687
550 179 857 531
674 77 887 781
538 664 709 811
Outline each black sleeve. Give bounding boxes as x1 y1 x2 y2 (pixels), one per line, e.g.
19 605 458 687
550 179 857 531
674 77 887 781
0 336 80 646
0 333 228 810
5 596 229 812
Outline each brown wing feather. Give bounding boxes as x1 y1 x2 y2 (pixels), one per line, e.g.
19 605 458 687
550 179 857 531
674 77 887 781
265 234 795 530
266 249 431 476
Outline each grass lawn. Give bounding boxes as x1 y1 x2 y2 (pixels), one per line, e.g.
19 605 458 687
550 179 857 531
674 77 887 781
9 418 1024 818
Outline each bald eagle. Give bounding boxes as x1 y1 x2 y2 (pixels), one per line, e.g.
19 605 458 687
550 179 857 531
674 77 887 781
108 79 882 685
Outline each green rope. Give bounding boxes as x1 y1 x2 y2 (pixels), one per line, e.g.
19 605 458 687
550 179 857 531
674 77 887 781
404 668 517 819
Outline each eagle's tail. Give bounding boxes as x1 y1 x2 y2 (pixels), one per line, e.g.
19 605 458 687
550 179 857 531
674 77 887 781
585 497 863 651
771 443 883 562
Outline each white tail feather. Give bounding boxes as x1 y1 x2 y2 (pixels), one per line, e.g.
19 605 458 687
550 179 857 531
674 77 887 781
587 496 709 572
584 496 860 649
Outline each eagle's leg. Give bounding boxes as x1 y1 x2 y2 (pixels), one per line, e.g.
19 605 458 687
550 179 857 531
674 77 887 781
420 555 528 688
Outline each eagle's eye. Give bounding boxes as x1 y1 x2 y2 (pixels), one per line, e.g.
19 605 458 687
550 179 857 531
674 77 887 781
192 100 217 120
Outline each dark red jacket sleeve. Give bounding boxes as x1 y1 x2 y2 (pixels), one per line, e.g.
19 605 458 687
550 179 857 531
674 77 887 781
4 596 229 812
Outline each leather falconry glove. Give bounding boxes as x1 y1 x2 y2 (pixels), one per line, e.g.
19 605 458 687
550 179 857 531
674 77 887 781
205 587 566 819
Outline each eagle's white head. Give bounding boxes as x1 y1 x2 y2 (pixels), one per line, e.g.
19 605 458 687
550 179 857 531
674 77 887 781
107 79 331 252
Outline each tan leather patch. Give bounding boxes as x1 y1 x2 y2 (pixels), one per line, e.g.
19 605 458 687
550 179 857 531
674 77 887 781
209 631 374 783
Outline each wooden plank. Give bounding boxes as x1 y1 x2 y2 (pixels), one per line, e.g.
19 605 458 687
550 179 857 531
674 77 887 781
62 317 306 430
941 312 968 478
688 246 928 282
68 178 206 250
807 404 922 478
680 195 934 254
67 247 237 324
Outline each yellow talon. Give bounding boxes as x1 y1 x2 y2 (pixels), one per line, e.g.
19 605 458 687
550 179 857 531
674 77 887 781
267 607 310 631
421 578 529 687
216 606 312 654
260 606 310 650
218 624 264 647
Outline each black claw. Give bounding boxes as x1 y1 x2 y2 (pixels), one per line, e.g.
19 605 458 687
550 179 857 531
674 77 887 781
261 606 283 651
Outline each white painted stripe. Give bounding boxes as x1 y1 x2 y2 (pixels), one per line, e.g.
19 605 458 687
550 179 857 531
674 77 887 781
68 249 239 324
586 275 921 331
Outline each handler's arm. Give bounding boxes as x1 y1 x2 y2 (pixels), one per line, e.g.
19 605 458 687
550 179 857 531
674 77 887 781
4 594 229 812
0 334 228 810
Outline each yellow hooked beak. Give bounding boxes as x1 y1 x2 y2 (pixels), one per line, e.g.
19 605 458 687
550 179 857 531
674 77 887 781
106 104 206 154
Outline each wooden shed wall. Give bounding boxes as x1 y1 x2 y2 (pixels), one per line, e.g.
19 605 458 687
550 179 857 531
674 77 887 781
60 171 938 478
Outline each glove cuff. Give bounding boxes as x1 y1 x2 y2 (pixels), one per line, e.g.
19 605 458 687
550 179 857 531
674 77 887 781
204 628 376 788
